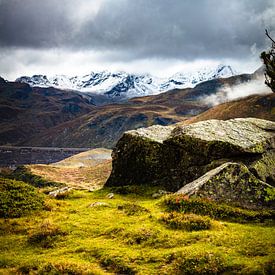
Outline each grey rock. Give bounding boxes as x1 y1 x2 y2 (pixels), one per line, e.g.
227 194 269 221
177 162 274 209
106 118 275 192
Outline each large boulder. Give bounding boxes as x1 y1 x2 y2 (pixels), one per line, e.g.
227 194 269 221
105 118 275 191
176 162 274 209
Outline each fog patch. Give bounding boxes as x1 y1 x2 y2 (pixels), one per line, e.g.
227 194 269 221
201 78 271 107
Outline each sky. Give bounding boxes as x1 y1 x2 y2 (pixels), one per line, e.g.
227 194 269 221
0 0 275 80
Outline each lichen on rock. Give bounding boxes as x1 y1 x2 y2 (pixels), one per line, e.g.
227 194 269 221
176 162 274 209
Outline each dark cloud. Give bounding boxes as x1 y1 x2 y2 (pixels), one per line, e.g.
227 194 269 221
0 0 274 60
0 0 74 47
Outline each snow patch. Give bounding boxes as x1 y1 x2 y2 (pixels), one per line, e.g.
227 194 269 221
16 65 237 99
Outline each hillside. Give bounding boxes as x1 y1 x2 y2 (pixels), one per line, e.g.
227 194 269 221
23 91 273 149
27 148 112 189
1 116 274 274
0 70 272 148
0 78 95 145
185 93 275 124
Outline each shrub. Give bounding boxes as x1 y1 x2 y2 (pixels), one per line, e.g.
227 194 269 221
163 195 275 223
112 185 143 195
88 248 136 274
117 203 150 216
38 262 88 275
160 212 212 231
28 220 67 248
0 177 44 218
111 184 161 197
161 252 239 274
18 261 101 275
99 255 136 275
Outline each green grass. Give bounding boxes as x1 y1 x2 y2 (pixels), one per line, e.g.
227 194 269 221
163 194 275 223
0 187 274 274
0 177 45 218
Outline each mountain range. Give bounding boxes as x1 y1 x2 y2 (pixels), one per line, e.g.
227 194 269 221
1 65 273 149
15 64 236 101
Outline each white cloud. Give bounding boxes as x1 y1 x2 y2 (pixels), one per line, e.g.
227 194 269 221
201 77 271 107
0 50 260 81
0 47 263 80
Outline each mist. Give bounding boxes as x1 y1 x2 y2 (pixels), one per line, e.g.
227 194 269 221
201 77 272 107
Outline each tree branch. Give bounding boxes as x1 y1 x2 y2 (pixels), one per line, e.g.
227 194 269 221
265 29 275 44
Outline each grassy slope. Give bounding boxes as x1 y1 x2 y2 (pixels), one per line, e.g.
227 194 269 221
27 148 112 190
185 93 275 124
52 148 112 168
0 188 274 274
0 81 95 146
28 160 112 190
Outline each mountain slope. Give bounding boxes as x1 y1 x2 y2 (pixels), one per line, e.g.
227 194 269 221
0 78 95 145
22 73 272 148
1 68 271 148
185 93 275 124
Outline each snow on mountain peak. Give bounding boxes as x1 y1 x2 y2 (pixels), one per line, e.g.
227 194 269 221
15 64 237 99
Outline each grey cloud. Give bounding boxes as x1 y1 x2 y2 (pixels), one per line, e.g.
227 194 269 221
0 0 74 47
0 0 274 60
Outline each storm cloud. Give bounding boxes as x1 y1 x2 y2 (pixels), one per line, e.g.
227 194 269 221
1 0 274 58
0 0 274 78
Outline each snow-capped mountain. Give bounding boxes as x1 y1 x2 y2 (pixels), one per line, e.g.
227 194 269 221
16 65 236 99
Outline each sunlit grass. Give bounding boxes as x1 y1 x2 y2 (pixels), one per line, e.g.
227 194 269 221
0 187 274 274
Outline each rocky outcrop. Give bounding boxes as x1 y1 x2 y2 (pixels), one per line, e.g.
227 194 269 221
106 118 275 194
176 162 273 209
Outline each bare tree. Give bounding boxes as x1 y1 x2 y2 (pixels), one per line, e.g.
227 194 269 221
260 29 275 93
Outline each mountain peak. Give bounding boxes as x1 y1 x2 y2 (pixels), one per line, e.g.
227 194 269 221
15 64 237 99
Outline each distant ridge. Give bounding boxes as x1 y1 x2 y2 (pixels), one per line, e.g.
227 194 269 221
15 64 236 99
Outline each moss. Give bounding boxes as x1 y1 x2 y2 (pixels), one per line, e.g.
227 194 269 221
163 195 275 222
160 251 239 275
0 177 44 218
117 203 150 216
160 212 213 231
265 187 275 202
1 188 275 274
18 261 103 275
249 151 275 186
28 220 67 248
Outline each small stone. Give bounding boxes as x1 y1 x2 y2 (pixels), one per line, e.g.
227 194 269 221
152 193 161 199
106 193 114 199
89 202 110 207
48 187 72 198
